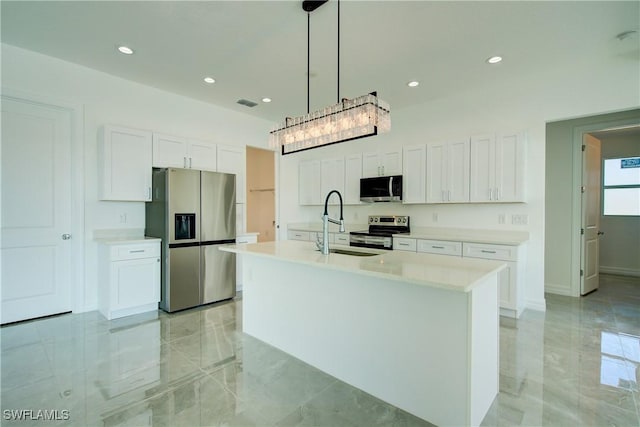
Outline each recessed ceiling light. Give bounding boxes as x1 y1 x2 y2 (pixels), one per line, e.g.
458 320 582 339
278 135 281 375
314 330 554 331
117 45 134 55
204 77 216 84
486 56 503 64
262 97 272 103
407 81 419 87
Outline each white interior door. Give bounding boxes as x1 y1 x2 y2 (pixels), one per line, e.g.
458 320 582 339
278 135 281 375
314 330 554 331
1 96 73 323
581 134 602 295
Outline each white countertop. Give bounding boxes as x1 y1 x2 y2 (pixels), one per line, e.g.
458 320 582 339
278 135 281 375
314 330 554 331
399 226 529 245
288 222 368 233
288 223 528 245
221 240 505 293
95 236 161 245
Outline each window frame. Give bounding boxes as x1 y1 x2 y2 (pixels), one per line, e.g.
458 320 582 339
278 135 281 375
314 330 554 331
602 156 640 217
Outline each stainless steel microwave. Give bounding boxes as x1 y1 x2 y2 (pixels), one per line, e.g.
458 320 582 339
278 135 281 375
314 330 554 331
360 175 403 202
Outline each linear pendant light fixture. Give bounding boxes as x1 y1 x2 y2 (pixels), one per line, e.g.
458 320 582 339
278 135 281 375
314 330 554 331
269 0 390 155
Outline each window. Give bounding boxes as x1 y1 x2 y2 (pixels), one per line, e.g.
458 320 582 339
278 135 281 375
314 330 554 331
603 157 640 216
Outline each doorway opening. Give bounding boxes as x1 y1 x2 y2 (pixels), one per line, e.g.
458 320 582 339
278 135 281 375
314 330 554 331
246 146 276 242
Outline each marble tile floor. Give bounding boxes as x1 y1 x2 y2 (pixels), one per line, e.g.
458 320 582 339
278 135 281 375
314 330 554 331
0 274 638 426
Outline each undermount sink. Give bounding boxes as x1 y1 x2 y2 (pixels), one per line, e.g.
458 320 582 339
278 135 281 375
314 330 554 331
328 248 380 257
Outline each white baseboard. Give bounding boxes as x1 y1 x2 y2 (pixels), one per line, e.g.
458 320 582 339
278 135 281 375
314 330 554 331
545 283 574 296
599 266 640 278
526 298 546 312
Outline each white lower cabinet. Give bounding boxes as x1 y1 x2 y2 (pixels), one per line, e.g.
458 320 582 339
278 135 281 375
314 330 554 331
394 236 525 318
417 239 462 256
463 242 525 318
287 230 311 241
98 240 161 320
393 237 417 252
236 233 259 292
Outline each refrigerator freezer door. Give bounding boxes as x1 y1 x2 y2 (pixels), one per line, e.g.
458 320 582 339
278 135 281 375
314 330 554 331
201 245 236 304
201 172 236 241
166 246 200 312
168 169 201 244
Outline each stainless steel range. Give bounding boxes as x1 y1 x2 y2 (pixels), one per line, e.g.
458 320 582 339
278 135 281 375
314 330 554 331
350 215 410 250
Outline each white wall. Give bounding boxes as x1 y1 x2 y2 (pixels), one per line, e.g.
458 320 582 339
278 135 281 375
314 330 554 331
1 44 273 312
599 134 640 277
279 49 639 312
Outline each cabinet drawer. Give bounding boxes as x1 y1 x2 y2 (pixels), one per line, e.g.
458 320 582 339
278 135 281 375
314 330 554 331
111 243 160 261
463 242 517 261
333 233 350 245
393 237 417 252
288 230 310 241
417 239 462 256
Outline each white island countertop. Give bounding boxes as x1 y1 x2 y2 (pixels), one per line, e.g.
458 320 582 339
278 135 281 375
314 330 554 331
221 240 505 293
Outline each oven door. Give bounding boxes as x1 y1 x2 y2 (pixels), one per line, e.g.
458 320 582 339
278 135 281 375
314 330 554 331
350 234 393 249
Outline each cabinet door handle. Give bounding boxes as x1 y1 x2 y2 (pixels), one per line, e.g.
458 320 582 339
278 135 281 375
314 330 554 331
189 157 192 168
495 188 500 201
489 188 493 200
448 190 451 201
129 249 145 253
481 249 497 254
183 157 187 168
441 190 445 202
381 165 385 175
399 242 410 246
432 245 445 249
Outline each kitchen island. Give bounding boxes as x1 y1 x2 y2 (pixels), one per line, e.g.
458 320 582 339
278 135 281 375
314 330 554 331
221 240 505 426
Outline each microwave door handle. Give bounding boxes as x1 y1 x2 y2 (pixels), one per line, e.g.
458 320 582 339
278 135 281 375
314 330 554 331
389 176 393 197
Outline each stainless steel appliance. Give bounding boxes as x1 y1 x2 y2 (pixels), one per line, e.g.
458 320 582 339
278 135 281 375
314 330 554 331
145 168 236 312
360 175 403 202
350 215 410 250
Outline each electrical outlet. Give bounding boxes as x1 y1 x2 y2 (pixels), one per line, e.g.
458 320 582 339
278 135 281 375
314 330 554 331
119 213 127 224
498 214 505 225
511 214 528 225
432 213 438 222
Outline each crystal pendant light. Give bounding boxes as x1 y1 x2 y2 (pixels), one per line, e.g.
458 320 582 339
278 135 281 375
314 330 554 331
270 0 390 155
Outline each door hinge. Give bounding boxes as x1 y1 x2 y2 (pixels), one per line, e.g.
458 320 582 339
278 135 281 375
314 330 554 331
582 144 586 152
581 186 585 193
581 228 584 235
580 269 584 277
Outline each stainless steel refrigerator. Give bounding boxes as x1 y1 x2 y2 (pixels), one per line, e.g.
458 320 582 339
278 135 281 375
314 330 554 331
145 168 236 312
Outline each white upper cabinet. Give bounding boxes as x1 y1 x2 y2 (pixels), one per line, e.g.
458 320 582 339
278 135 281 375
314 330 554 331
320 158 345 205
99 125 152 201
344 153 363 205
426 139 470 203
152 133 187 168
495 131 526 202
402 145 426 204
470 132 526 202
217 144 246 203
187 139 217 171
152 133 217 171
362 149 402 177
299 159 322 205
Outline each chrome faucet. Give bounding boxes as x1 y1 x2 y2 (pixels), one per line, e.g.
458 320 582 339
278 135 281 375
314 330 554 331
317 190 345 255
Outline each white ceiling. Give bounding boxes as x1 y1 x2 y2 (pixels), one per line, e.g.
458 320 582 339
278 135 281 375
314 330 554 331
2 1 638 124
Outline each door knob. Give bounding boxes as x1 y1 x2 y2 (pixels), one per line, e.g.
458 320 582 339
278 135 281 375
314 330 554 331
62 234 72 240
597 231 605 236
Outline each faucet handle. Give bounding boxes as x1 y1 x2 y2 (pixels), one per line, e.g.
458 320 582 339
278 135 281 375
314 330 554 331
339 219 345 233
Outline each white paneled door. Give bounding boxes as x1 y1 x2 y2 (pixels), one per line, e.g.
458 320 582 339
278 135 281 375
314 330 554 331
581 134 602 295
1 96 73 324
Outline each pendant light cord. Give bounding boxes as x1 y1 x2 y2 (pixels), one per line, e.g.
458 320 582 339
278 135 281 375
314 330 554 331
307 12 310 114
337 0 340 103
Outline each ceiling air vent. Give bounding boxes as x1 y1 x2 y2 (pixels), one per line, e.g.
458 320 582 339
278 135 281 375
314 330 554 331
237 99 258 108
